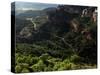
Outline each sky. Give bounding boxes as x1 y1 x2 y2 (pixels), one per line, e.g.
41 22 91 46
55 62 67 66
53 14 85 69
14 1 58 11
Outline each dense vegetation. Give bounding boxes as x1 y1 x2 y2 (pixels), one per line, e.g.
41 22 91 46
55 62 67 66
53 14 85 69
13 5 97 73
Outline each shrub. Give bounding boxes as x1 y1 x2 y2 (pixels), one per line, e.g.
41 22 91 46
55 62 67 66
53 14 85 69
21 68 30 73
30 57 39 65
39 53 51 61
16 57 25 63
30 60 46 72
15 65 22 73
20 63 29 68
53 62 61 70
70 54 81 63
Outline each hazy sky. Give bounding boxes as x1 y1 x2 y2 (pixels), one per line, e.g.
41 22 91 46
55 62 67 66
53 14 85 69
15 1 58 10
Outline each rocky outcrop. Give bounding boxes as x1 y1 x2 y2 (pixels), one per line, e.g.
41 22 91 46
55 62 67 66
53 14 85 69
81 7 97 23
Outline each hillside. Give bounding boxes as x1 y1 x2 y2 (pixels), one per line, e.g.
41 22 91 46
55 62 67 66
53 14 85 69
11 3 97 73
